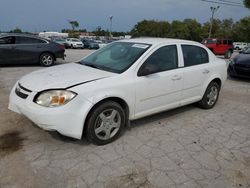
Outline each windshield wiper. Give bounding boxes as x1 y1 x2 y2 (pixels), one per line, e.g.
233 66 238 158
82 62 100 69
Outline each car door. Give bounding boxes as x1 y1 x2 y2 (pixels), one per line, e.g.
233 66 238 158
0 36 16 64
134 45 183 119
14 36 48 63
180 44 211 105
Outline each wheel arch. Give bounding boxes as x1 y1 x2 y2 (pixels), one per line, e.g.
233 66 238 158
39 51 56 61
201 76 222 98
210 78 222 90
82 96 130 137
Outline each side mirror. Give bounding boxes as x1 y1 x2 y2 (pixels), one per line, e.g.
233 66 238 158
138 63 159 77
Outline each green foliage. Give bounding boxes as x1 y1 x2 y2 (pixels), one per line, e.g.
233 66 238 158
9 27 22 33
232 16 250 42
131 20 171 38
131 17 250 42
69 21 79 31
244 0 250 8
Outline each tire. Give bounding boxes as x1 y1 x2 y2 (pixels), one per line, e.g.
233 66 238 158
224 50 232 59
39 53 54 67
197 82 220 109
85 101 126 145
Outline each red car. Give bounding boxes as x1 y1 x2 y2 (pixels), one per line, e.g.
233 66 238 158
202 38 234 58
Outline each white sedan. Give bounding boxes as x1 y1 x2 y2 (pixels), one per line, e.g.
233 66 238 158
9 38 227 145
65 38 84 49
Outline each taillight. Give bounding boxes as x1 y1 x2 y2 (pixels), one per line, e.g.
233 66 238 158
59 45 65 50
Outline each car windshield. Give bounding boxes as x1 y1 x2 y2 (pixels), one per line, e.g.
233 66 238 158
72 39 80 42
79 42 150 73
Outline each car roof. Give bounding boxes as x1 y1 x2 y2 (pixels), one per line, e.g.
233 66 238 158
0 33 49 41
120 37 202 46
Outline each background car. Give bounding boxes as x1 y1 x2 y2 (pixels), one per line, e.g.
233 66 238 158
66 38 84 49
52 38 67 47
81 39 99 49
233 42 249 51
202 38 234 58
0 34 65 66
95 40 107 48
228 47 250 78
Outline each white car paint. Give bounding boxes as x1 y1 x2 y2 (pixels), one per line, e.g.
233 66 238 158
9 38 227 139
66 38 84 49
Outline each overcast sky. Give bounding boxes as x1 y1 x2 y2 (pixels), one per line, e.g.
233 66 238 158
0 0 249 32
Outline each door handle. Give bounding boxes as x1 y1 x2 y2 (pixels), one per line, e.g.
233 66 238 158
171 75 182 80
203 69 210 74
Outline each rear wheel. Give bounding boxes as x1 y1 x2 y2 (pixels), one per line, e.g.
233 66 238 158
198 82 220 109
85 101 126 145
40 53 54 66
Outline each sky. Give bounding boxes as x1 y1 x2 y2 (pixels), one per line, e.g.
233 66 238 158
0 0 249 32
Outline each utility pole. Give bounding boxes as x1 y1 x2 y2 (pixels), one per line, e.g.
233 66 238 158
208 6 220 38
109 15 113 38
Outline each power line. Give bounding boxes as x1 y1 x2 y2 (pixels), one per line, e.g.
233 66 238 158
219 0 243 5
201 0 245 7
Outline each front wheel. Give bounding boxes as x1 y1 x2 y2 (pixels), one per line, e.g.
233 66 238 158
198 82 220 109
85 101 126 145
40 53 54 66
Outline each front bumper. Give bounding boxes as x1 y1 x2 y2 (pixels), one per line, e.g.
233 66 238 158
8 82 93 139
73 44 84 48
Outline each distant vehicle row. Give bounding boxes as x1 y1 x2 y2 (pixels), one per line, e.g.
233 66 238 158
51 38 109 49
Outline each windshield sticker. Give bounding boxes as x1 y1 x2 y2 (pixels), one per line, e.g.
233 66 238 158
132 44 149 49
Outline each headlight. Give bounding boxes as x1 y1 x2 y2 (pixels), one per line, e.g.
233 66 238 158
35 90 77 107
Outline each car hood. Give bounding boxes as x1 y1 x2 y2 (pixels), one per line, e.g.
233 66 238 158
234 53 250 65
19 63 115 92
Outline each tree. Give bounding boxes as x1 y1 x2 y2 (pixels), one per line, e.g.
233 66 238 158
183 19 202 41
131 20 171 38
169 20 189 39
244 0 250 8
232 16 250 42
69 20 79 31
10 27 22 33
218 19 234 38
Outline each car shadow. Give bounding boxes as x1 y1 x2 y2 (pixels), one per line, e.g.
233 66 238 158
46 105 196 145
48 131 90 146
227 76 250 83
130 104 195 129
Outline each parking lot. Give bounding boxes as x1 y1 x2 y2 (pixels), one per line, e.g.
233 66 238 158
0 49 250 188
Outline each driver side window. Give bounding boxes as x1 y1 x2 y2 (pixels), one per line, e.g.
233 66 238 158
139 45 178 75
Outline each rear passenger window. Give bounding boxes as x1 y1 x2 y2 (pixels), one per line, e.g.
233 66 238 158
223 40 227 45
15 36 46 44
181 45 209 67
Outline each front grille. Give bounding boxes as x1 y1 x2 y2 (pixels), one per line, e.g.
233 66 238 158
15 83 32 99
